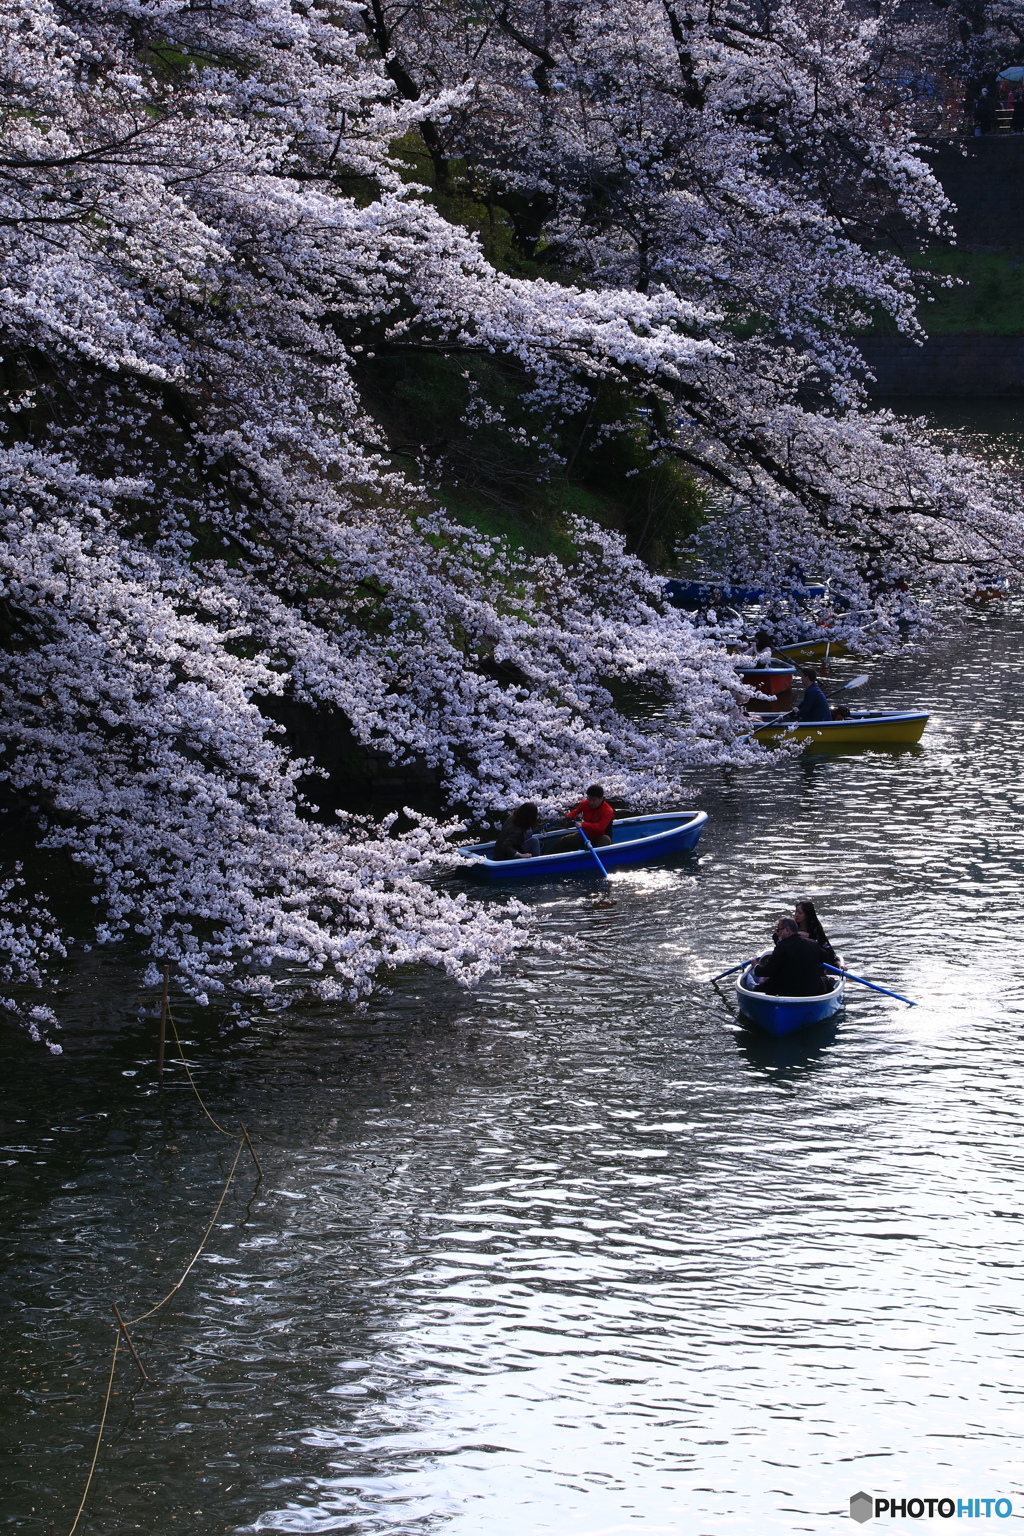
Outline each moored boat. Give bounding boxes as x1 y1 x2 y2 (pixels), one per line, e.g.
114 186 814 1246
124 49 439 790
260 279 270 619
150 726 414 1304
771 638 848 664
664 579 828 609
734 662 795 697
736 961 844 1036
460 810 708 879
750 710 928 751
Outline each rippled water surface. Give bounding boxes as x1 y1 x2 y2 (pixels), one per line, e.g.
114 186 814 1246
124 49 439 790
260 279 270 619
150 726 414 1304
3 610 1024 1536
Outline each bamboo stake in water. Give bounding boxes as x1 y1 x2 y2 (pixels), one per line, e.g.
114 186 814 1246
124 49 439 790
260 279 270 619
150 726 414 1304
157 964 169 1084
111 1303 148 1383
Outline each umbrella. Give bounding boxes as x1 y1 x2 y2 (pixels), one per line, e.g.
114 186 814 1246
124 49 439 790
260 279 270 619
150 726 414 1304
998 66 1024 81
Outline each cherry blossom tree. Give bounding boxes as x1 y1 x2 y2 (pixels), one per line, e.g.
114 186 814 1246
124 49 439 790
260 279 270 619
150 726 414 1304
369 0 1024 615
1 0 1019 1029
0 0 755 1025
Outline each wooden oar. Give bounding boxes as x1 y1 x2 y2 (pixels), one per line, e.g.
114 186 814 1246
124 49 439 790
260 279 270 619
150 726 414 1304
708 958 757 983
576 822 609 880
823 963 917 1007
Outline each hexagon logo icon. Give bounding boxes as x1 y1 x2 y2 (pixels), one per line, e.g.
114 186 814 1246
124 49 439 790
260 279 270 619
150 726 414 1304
850 1491 874 1524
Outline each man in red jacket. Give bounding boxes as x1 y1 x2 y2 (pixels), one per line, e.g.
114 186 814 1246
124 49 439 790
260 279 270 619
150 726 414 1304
556 784 615 851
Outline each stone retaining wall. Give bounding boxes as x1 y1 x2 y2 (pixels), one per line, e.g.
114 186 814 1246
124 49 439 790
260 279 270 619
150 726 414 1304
858 335 1024 395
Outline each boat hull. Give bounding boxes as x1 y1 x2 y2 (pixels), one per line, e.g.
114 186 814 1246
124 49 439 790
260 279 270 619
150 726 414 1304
736 967 844 1036
460 811 708 879
751 711 928 751
772 639 848 664
736 663 795 697
664 579 827 608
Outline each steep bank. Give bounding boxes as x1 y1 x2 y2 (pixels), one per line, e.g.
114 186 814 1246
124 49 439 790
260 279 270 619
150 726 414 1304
865 137 1024 395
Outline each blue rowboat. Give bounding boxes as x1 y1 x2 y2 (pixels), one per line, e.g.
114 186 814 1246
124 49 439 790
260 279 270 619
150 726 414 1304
460 811 708 879
735 960 844 1037
664 579 828 609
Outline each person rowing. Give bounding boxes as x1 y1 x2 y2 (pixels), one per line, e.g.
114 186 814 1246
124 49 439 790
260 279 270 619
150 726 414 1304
753 665 830 724
794 666 831 722
492 802 542 861
555 783 615 851
748 916 829 996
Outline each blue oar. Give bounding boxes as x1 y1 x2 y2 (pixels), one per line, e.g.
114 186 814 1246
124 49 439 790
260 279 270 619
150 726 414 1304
708 958 757 983
576 822 609 881
824 963 917 1007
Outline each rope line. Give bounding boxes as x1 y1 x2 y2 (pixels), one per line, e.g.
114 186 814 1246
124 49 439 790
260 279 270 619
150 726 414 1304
60 980 263 1535
165 1004 232 1136
65 1331 120 1536
126 1135 246 1326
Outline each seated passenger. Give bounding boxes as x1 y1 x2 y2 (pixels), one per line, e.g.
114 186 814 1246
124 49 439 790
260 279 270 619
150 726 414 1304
556 784 615 851
795 667 831 722
753 628 775 663
751 917 828 996
794 899 837 965
831 704 851 720
493 802 542 861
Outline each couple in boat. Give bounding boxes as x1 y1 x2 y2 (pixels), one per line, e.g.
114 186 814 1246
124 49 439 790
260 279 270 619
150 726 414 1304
745 901 837 996
492 785 614 862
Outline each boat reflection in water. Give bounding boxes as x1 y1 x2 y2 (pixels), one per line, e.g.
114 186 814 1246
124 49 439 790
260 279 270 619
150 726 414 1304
734 1013 841 1075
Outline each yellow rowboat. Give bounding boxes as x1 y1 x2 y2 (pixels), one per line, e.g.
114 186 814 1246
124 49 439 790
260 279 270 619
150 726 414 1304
771 639 848 664
751 710 928 751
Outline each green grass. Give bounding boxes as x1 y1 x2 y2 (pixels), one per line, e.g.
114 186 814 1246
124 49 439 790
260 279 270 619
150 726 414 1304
356 350 707 570
872 248 1024 335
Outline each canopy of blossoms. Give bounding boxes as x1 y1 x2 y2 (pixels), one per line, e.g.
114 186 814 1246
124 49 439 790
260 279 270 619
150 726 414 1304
1 0 1019 1035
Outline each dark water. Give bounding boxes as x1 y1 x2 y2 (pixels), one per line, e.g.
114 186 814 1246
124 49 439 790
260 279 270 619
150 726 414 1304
3 610 1024 1536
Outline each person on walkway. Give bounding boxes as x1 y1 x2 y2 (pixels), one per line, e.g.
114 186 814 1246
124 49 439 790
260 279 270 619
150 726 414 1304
1012 94 1024 133
556 784 615 851
751 917 828 996
795 667 831 722
795 899 837 964
493 802 542 860
974 87 996 134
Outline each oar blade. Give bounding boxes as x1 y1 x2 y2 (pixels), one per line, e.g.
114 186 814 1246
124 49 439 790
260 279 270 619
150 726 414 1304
576 823 609 880
824 964 916 1007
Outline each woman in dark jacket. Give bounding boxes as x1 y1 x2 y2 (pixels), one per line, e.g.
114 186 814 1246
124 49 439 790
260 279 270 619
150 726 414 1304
493 803 541 860
795 899 836 963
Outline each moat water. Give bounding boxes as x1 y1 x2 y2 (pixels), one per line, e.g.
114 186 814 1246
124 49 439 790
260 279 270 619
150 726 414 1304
3 467 1023 1534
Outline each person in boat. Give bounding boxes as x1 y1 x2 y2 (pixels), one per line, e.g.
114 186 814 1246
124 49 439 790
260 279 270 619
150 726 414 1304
831 703 851 720
750 917 829 996
794 899 837 964
753 628 775 663
556 784 615 851
493 802 542 861
794 666 831 722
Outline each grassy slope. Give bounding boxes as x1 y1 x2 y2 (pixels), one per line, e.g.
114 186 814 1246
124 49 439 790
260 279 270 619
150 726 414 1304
871 248 1024 335
357 136 708 568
